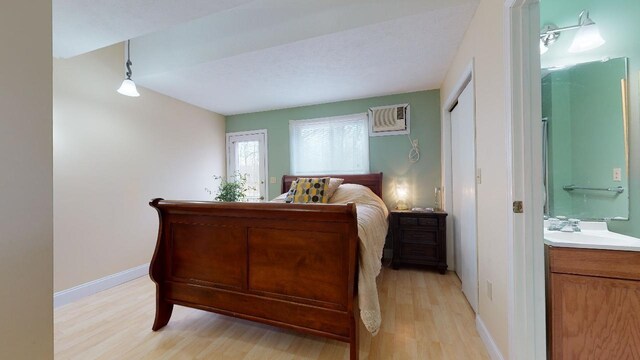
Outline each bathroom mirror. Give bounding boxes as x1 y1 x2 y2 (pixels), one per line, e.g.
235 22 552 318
542 57 629 220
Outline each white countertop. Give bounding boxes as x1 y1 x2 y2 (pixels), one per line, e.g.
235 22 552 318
544 221 640 252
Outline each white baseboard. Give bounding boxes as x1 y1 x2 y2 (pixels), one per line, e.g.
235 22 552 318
54 263 149 308
476 315 505 360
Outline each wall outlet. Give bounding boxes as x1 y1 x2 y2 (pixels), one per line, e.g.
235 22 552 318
270 177 277 184
486 280 493 301
613 168 622 182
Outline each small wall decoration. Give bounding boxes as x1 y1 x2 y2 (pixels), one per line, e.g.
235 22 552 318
368 103 410 136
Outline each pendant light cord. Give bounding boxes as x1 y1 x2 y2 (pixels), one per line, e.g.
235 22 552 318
125 40 133 80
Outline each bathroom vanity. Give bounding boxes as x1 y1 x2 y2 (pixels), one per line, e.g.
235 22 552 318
539 10 638 358
545 223 640 359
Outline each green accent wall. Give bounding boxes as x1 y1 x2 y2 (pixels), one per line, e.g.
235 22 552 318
541 0 640 237
226 90 441 209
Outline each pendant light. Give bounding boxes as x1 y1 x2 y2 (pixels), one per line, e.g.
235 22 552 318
117 40 140 97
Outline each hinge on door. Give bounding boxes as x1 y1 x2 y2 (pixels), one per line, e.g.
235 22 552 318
513 201 524 214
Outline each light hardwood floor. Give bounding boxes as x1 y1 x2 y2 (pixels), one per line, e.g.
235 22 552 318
55 267 489 359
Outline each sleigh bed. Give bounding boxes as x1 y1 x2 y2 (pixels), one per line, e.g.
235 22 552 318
149 173 386 360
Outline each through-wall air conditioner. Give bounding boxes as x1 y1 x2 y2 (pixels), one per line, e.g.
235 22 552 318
368 103 410 136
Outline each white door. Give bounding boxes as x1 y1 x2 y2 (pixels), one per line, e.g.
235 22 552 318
226 130 268 201
450 81 478 313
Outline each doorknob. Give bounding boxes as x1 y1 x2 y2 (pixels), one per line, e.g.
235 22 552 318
259 196 265 200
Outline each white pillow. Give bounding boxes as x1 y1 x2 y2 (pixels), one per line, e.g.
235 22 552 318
326 178 344 199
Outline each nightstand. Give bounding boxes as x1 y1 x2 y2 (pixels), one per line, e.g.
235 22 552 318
390 210 448 273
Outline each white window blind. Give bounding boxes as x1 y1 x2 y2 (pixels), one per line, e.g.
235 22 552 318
290 113 370 175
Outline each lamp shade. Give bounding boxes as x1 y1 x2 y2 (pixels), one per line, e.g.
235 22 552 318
539 39 549 55
395 183 409 210
117 79 140 97
568 24 605 53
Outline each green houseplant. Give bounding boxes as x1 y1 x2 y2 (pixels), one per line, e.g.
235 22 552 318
209 172 254 202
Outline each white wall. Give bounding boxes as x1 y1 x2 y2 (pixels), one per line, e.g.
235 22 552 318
441 0 510 357
0 1 53 359
54 44 226 292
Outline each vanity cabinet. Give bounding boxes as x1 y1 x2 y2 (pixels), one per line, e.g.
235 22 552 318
547 246 640 359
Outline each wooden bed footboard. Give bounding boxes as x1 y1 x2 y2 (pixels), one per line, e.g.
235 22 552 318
149 199 361 359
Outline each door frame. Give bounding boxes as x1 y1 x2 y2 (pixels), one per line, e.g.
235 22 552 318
441 59 479 309
505 0 546 359
226 129 269 201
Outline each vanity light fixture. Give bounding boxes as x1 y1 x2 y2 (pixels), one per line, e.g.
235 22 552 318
568 11 606 53
540 9 605 55
117 40 140 97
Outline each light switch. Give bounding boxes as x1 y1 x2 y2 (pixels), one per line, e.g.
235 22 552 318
613 168 622 182
270 177 277 184
476 168 482 184
486 280 493 301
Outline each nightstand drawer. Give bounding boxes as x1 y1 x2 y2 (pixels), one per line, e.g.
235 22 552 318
401 230 437 245
418 217 438 227
400 242 438 261
398 216 419 226
397 216 439 228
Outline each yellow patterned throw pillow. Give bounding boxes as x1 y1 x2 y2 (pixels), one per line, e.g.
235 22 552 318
285 177 330 203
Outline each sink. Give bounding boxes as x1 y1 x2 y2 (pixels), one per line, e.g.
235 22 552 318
544 221 640 252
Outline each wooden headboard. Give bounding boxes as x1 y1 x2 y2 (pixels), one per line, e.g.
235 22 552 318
281 173 383 199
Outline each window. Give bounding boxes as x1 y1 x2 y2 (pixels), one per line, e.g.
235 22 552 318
290 113 369 175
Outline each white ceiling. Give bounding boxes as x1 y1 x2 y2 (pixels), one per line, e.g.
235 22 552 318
53 0 254 58
54 0 479 115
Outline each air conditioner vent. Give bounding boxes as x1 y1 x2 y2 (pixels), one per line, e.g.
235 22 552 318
368 104 410 136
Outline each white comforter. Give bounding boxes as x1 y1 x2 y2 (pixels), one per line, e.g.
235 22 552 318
328 184 389 335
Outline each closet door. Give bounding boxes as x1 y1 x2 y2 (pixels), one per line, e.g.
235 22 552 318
450 81 478 313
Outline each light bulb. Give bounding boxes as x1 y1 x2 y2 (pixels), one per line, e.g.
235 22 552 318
397 186 407 200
